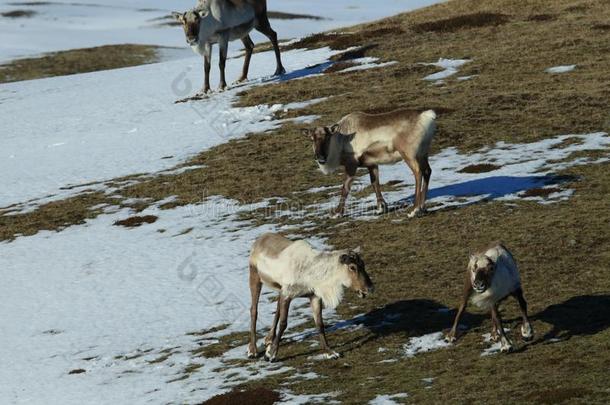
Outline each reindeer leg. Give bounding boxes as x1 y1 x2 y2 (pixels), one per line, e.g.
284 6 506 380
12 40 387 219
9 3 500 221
446 277 472 342
201 42 212 95
491 305 513 353
400 152 423 218
368 165 387 214
247 264 262 358
255 15 285 76
334 165 356 218
513 288 534 341
265 295 291 362
217 33 229 91
236 35 254 84
310 296 339 359
265 297 281 347
420 156 432 213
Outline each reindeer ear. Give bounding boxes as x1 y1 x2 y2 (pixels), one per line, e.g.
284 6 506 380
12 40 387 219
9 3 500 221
329 123 340 133
339 254 350 264
171 11 184 22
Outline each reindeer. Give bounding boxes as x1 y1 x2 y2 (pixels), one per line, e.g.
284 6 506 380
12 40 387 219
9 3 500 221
302 109 437 218
446 243 534 353
173 0 285 95
248 233 374 362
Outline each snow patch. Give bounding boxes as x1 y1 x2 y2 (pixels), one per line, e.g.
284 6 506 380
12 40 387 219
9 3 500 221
369 393 409 405
403 332 450 357
546 65 576 74
422 58 471 83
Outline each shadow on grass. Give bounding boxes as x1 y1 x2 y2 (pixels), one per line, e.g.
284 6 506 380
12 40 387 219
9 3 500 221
534 294 610 342
283 299 486 360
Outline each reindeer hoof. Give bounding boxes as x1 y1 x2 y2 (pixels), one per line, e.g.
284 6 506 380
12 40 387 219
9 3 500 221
331 211 344 219
274 67 286 76
500 344 514 353
264 346 276 362
407 208 422 218
445 334 457 343
323 351 341 360
375 201 388 215
521 324 534 341
500 337 514 353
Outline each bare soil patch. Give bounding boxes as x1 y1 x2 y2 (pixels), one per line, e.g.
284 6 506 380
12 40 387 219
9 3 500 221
200 387 280 405
0 44 163 84
113 215 158 228
1 9 36 18
458 163 501 173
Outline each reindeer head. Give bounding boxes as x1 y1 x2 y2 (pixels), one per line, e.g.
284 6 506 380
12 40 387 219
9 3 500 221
172 10 204 46
339 248 374 298
468 254 495 293
302 124 339 165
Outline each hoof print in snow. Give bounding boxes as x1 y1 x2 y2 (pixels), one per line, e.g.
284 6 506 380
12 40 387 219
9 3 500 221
68 368 86 375
113 215 158 228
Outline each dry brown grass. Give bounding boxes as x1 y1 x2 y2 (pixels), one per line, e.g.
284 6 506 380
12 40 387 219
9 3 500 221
1 9 36 18
0 44 163 84
200 387 280 405
2 0 610 402
113 215 158 228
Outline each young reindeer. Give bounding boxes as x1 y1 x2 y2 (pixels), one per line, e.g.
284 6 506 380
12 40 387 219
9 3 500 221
302 109 437 218
446 243 534 353
173 0 285 95
248 233 374 362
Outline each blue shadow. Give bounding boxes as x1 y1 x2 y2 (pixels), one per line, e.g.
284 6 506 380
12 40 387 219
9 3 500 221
277 62 334 82
393 175 574 208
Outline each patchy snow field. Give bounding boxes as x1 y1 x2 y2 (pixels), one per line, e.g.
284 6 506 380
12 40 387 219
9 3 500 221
0 46 337 210
1 0 608 403
0 0 444 62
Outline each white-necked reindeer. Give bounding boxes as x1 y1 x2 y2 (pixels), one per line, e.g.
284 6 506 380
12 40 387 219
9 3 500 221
446 243 534 353
302 109 437 218
173 0 285 95
248 233 374 362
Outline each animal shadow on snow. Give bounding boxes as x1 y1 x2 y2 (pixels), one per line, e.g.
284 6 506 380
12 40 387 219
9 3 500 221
382 174 576 216
283 299 486 360
534 294 610 343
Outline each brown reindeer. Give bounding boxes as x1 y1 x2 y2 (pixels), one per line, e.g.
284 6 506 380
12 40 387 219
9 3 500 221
302 109 437 218
173 0 285 95
446 243 534 353
248 233 374 362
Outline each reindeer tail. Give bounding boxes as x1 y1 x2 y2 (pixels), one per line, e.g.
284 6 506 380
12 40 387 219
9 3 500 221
417 109 437 152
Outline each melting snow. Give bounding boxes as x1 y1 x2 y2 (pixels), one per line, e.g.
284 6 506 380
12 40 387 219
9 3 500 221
546 65 576 74
369 393 409 405
403 332 450 357
422 58 471 83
